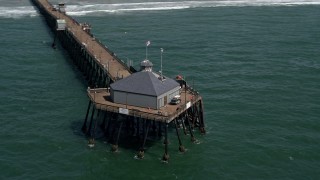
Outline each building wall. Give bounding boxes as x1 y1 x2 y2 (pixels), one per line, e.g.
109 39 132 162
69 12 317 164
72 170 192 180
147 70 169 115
111 90 157 109
157 86 181 109
111 85 181 110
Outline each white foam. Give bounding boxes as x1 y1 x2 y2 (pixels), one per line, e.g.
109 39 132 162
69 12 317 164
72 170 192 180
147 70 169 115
1 1 319 18
0 6 38 18
64 0 320 16
66 2 190 15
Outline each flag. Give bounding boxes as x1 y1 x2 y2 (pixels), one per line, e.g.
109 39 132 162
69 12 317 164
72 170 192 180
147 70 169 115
146 40 151 46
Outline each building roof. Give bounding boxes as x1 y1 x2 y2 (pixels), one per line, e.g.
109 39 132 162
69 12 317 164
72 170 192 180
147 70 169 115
110 71 180 96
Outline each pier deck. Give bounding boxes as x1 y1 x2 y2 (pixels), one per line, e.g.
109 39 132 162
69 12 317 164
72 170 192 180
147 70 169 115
35 0 131 81
88 88 202 123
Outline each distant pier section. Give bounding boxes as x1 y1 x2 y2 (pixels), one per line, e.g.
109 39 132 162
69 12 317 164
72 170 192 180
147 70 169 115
31 0 132 87
32 0 205 161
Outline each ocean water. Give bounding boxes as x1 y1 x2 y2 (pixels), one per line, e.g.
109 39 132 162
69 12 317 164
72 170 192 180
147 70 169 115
1 0 320 179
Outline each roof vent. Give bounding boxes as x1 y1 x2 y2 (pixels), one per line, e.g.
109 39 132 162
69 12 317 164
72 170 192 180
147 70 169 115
140 59 153 72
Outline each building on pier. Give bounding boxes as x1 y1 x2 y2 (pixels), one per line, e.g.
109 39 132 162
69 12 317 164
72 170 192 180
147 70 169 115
110 59 180 109
58 3 66 14
56 19 66 31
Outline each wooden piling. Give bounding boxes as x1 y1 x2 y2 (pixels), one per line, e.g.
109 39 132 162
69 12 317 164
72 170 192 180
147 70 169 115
82 101 91 133
162 123 169 161
174 119 185 152
86 106 96 136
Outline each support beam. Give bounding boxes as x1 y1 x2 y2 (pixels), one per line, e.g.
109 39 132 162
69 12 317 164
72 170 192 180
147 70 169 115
158 121 162 137
88 109 100 148
199 100 206 134
162 123 169 162
86 105 96 136
100 111 108 131
181 117 188 135
91 109 101 138
82 100 91 133
187 115 196 143
111 121 123 152
174 119 185 152
137 117 140 139
137 121 150 159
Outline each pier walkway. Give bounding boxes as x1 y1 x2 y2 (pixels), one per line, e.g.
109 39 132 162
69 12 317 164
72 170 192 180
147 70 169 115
34 0 131 82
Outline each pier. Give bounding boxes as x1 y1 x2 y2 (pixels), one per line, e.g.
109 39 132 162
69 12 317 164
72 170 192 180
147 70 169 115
32 0 205 161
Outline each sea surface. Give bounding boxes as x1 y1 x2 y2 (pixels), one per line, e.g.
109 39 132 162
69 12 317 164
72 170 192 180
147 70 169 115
0 0 320 179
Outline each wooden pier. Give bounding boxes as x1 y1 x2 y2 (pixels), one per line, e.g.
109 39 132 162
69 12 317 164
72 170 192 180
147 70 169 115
31 0 132 87
32 0 205 161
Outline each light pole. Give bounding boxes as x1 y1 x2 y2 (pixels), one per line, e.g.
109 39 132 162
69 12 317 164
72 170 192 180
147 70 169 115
160 48 164 81
146 41 150 59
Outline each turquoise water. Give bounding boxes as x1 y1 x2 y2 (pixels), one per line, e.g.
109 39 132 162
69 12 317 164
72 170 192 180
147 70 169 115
1 1 320 179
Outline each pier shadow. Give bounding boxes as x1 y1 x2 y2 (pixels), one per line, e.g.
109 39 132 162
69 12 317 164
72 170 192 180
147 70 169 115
69 119 162 151
70 119 87 138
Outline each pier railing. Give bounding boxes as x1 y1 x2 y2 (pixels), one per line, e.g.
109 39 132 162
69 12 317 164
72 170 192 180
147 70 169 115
87 88 201 123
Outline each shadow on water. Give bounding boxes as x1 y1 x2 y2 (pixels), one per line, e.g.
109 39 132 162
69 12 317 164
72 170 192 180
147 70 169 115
42 31 89 88
70 119 87 138
69 118 163 151
58 46 90 87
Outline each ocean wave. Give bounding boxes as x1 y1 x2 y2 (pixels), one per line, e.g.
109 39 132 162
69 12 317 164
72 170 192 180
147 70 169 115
0 6 38 18
1 0 319 18
65 0 320 16
65 2 190 16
